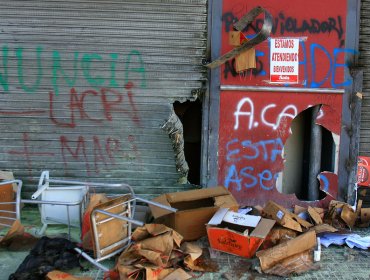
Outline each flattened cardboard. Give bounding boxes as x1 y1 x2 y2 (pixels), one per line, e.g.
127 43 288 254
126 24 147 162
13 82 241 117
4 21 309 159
150 186 239 241
229 31 246 46
260 226 298 250
262 201 313 232
341 204 357 228
262 249 317 277
308 206 323 225
46 271 93 280
309 223 338 234
235 48 256 72
361 208 370 223
207 208 275 258
256 230 317 271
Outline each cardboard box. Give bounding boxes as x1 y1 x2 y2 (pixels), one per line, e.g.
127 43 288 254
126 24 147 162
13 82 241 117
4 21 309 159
235 48 256 72
206 208 275 258
149 186 239 241
256 230 317 275
229 31 247 46
262 201 313 232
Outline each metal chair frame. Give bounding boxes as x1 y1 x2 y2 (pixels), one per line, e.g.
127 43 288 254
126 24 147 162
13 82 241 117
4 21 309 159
0 172 177 272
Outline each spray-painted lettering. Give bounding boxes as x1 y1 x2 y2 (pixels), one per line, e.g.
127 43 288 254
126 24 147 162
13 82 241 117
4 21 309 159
0 46 147 94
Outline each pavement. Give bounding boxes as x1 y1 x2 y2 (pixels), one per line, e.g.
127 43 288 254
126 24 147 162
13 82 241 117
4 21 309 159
1 206 370 280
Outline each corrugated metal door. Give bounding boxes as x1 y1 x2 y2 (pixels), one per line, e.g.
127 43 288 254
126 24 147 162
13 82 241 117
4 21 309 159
0 0 207 196
360 0 370 155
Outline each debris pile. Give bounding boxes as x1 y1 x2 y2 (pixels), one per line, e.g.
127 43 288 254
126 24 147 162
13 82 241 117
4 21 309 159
1 178 370 279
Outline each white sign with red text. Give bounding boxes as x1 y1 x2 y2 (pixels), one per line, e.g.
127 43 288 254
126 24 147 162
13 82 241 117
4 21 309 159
270 38 299 83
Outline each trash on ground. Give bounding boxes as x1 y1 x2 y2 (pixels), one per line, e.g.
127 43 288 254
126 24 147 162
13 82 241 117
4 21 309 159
256 231 318 276
206 208 275 258
115 224 217 280
9 236 82 280
262 201 313 232
319 232 370 249
46 270 93 280
149 186 239 241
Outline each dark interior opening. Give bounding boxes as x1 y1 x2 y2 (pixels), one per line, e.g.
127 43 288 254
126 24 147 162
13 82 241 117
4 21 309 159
173 99 202 185
219 221 251 234
282 106 335 201
171 197 214 211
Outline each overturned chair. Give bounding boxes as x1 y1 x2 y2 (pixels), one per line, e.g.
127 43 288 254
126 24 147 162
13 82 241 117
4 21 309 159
0 172 177 272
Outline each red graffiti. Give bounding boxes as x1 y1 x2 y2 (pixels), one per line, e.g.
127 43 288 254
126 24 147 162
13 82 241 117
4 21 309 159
0 110 46 115
50 83 141 128
7 133 55 174
60 134 140 175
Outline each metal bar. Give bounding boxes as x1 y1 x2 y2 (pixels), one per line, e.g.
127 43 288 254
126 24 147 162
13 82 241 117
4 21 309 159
308 105 322 201
94 209 144 227
96 213 130 225
135 197 177 213
48 179 129 189
0 222 11 227
205 6 272 69
21 199 83 206
220 85 345 93
0 216 16 221
347 71 363 205
74 248 109 272
0 180 22 220
0 210 16 214
207 0 223 187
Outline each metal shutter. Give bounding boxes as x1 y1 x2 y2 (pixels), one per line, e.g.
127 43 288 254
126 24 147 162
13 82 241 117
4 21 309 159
0 0 207 196
360 0 370 155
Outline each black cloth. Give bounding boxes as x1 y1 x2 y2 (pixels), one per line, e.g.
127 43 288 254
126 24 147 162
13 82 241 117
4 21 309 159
8 236 82 280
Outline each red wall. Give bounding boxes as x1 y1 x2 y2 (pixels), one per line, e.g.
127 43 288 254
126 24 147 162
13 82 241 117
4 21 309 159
217 0 351 207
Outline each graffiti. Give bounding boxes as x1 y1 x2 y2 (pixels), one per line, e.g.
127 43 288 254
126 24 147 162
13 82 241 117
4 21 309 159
233 97 297 131
221 10 358 88
224 138 283 191
60 134 140 175
226 138 284 163
0 45 146 94
7 133 140 176
49 85 140 128
222 11 344 43
223 40 358 88
8 133 55 174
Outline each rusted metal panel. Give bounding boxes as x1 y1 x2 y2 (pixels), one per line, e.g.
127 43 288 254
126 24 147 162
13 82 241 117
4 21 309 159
0 0 207 196
209 0 359 207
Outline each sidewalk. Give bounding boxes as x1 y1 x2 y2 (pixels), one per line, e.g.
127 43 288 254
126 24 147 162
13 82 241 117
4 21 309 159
2 207 370 280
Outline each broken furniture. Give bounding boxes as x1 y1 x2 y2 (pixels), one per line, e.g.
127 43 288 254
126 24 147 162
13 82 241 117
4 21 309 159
30 170 89 236
0 179 22 227
0 172 178 272
75 192 178 272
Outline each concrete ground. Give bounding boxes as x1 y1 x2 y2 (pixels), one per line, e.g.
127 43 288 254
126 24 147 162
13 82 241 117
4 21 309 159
1 206 370 280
